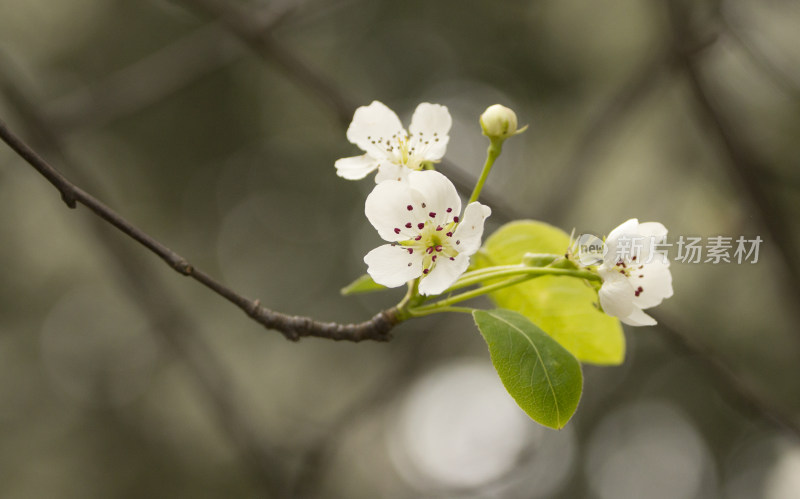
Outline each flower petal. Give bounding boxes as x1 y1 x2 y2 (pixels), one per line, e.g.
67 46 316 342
418 253 470 295
619 307 657 327
409 103 452 162
603 218 639 265
406 170 461 227
346 101 405 159
631 260 673 309
375 162 411 183
598 272 636 319
335 154 379 180
364 244 423 288
451 202 492 256
365 180 420 241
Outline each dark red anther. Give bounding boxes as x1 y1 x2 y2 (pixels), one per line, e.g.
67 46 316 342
435 245 443 252
453 216 459 223
423 268 430 274
446 208 452 213
407 205 413 211
418 223 425 230
446 232 453 237
429 212 436 218
394 228 401 234
407 248 414 254
436 226 443 231
405 223 412 228
415 235 422 241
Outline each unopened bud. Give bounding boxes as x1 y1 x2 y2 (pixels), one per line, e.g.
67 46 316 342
480 104 527 140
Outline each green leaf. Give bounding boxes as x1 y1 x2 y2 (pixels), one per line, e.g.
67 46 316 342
477 221 625 365
473 308 583 429
340 274 387 295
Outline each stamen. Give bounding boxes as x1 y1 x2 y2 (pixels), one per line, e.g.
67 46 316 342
423 268 430 274
417 223 424 230
405 223 412 228
453 216 459 223
415 235 422 241
435 245 443 252
446 208 452 213
394 228 401 234
446 232 453 237
436 226 443 231
407 248 414 254
407 205 413 211
429 212 436 218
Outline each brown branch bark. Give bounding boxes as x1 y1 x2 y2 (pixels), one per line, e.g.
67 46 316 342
0 118 399 342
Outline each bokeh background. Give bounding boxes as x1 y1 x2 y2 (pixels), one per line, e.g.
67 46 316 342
1 0 799 497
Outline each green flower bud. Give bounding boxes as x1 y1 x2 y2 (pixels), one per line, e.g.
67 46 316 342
479 104 527 140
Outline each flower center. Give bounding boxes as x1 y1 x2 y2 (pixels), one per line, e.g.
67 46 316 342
403 219 459 275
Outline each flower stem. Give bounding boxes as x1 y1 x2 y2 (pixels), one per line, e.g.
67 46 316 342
410 265 601 316
440 264 600 294
468 138 503 204
410 275 534 316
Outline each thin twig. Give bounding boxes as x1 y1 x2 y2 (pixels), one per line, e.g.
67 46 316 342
0 74 286 494
0 117 399 342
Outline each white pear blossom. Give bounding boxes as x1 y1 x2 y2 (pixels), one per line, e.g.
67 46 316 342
364 170 491 295
597 218 674 326
335 101 452 183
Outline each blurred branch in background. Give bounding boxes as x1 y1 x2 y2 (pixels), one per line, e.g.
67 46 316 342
44 7 292 133
0 65 285 495
178 0 355 127
665 0 800 325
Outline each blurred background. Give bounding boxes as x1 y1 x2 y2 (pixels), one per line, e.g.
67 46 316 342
1 0 799 497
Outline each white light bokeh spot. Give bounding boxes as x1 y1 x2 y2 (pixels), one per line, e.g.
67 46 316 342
765 444 800 499
388 359 534 491
585 399 715 499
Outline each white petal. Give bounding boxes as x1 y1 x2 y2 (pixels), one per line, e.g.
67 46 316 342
409 103 452 162
638 221 668 240
346 101 405 159
603 218 639 266
619 307 657 327
451 202 492 256
631 260 674 309
406 170 461 227
375 162 411 183
418 253 470 295
364 244 423 288
365 180 420 241
335 154 379 180
598 273 635 319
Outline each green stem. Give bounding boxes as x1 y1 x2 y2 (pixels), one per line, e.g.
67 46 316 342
409 305 475 317
440 264 600 294
411 265 601 316
411 275 535 315
468 138 503 204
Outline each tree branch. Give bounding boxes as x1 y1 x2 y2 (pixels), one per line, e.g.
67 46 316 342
0 118 399 342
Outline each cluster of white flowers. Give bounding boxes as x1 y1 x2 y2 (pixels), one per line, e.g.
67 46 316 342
336 101 673 324
337 101 491 295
